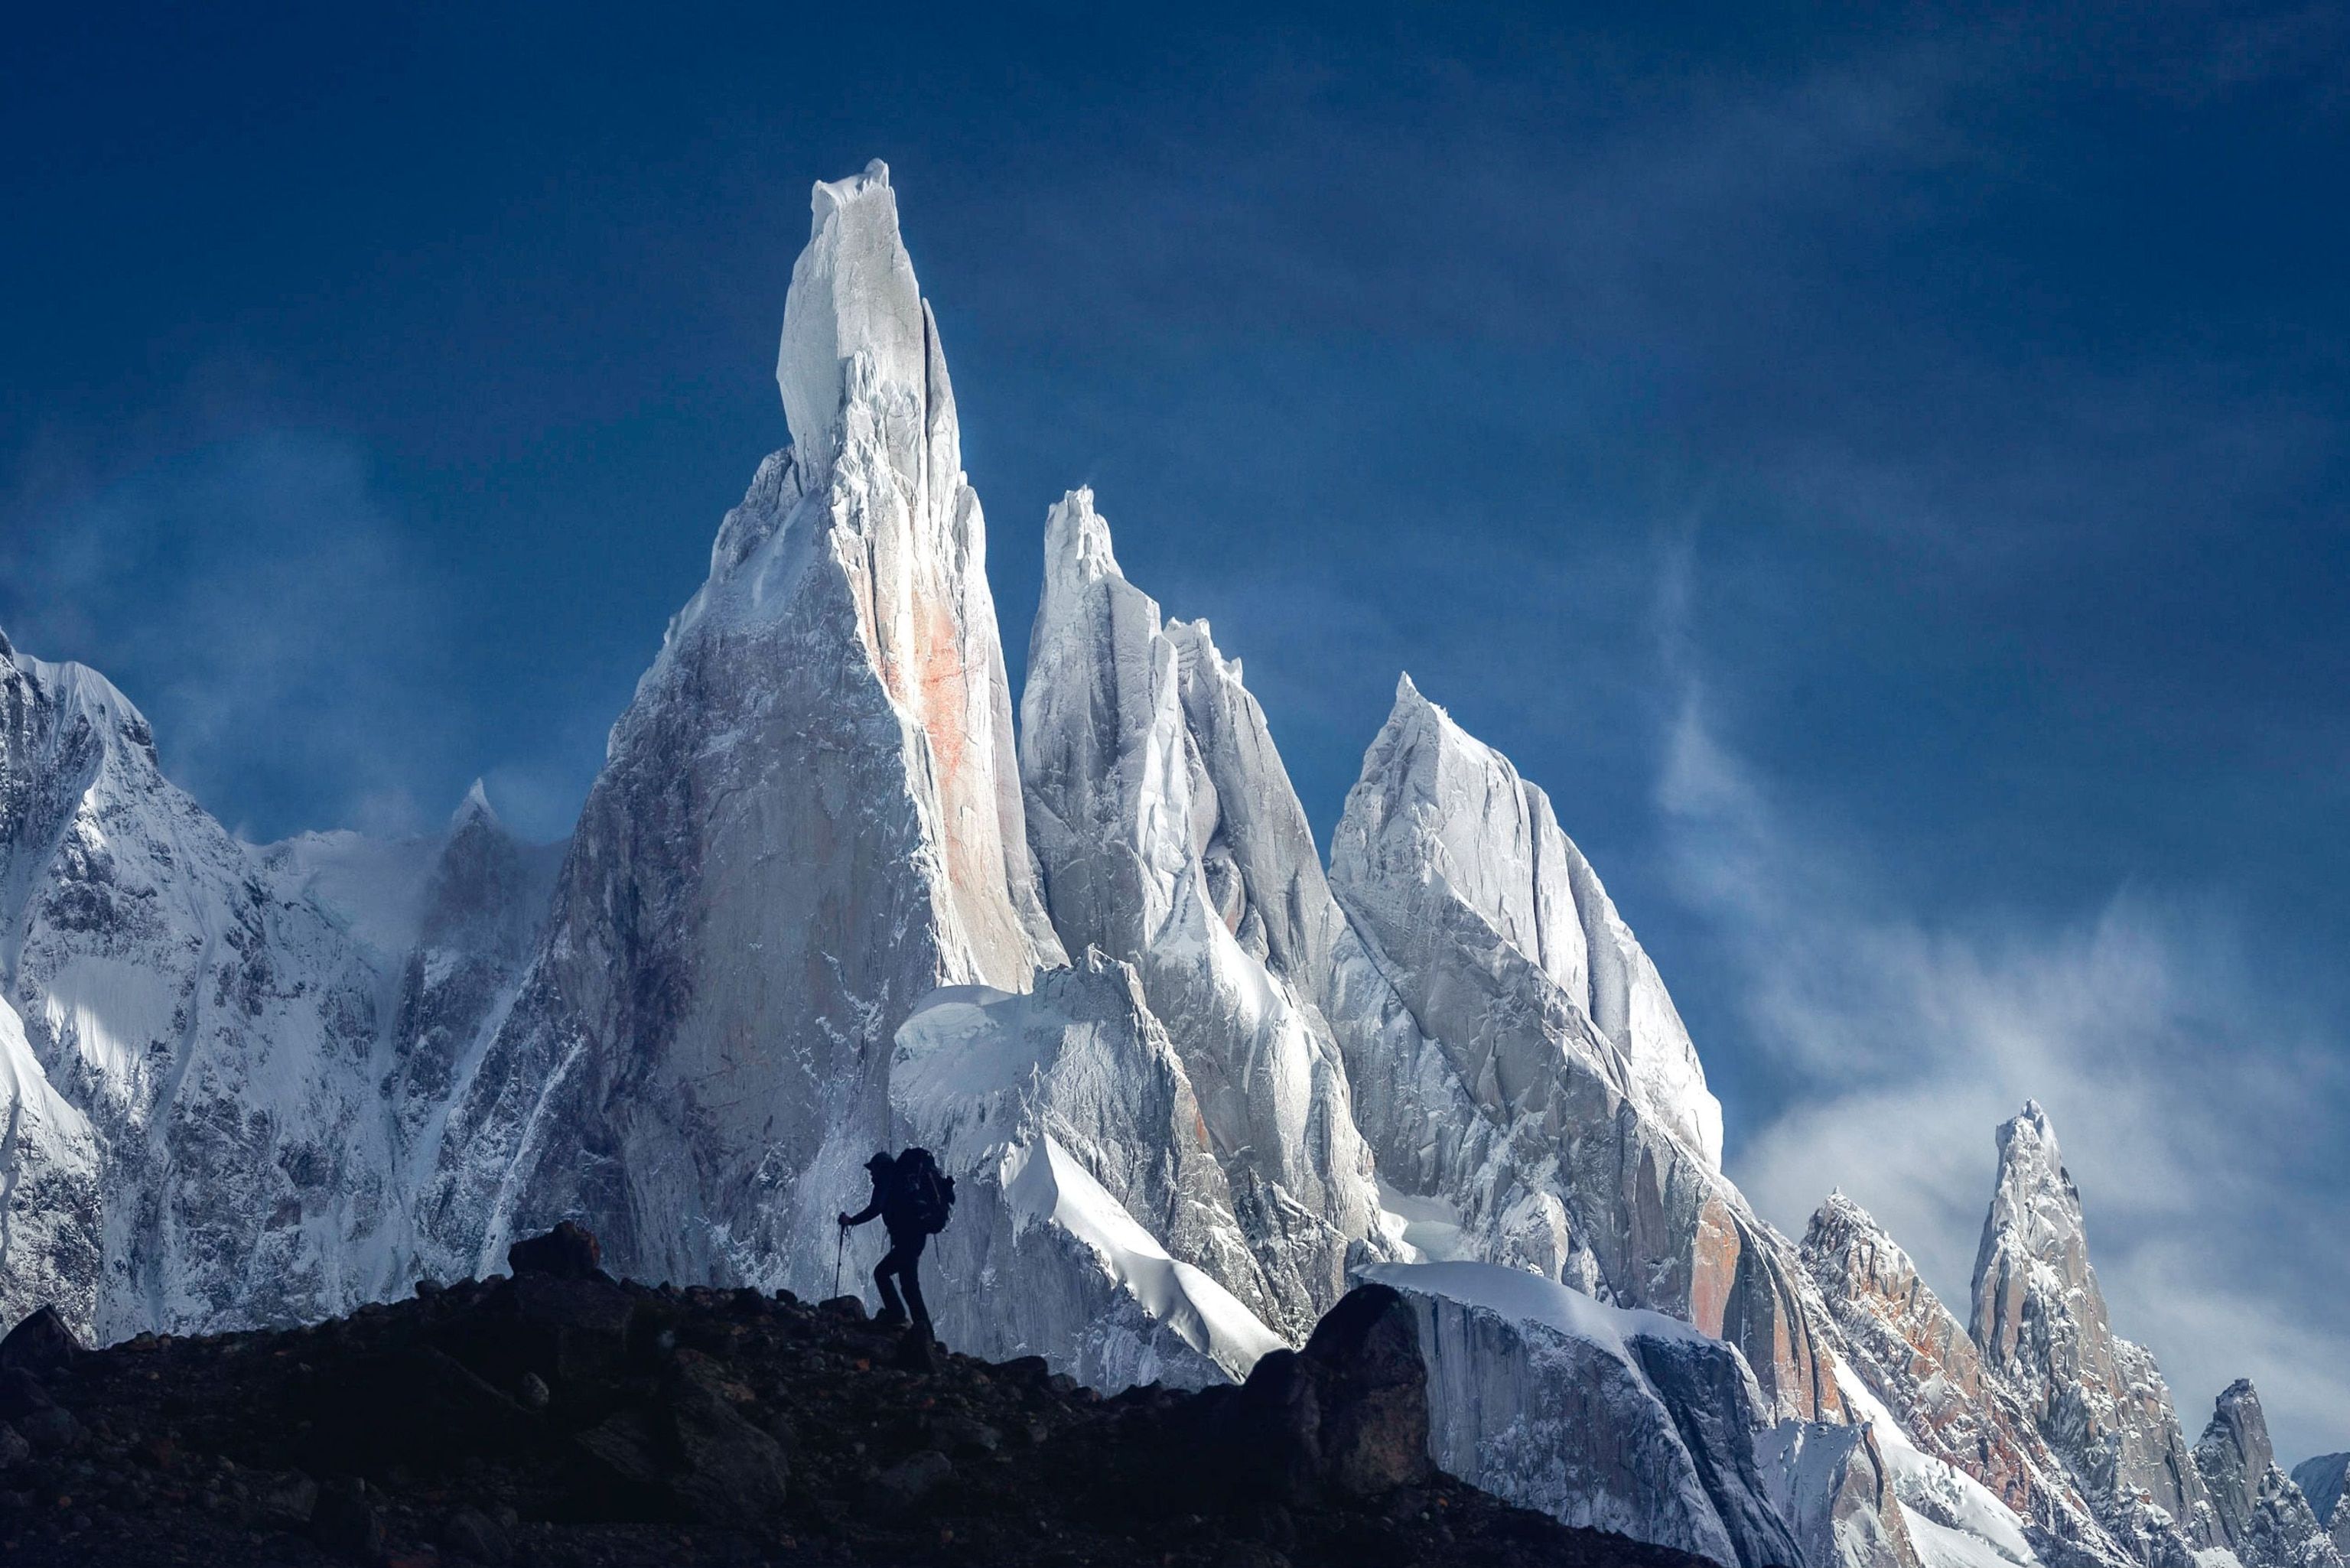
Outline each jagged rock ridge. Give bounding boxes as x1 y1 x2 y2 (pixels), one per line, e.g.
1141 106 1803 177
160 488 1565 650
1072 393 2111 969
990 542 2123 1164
0 160 2335 1568
1017 486 1391 1337
2193 1380 2343 1568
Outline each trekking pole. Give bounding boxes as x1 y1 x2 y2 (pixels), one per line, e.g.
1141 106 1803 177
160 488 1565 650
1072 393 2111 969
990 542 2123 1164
832 1222 845 1299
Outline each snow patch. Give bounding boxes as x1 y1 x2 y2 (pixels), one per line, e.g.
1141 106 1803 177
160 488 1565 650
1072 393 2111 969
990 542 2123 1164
1002 1132 1284 1373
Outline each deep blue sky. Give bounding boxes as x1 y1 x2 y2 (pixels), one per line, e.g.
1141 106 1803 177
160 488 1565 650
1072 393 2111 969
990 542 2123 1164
6 5 2346 1457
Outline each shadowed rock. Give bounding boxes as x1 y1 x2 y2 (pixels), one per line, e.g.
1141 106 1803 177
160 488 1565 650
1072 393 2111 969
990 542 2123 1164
0 1306 87 1373
509 1220 603 1280
1195 1282 1436 1504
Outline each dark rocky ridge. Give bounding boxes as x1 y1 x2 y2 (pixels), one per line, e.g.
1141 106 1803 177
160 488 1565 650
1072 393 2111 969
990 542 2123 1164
0 1228 1710 1568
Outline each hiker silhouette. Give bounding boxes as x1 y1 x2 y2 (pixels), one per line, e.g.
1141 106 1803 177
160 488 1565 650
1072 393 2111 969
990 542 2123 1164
838 1147 954 1337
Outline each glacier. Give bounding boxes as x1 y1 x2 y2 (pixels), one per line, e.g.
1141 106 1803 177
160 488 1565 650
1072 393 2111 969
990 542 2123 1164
1 160 2339 1568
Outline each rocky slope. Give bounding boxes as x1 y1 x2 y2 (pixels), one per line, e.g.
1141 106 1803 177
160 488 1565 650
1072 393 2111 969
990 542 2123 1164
0 1225 1714 1568
1802 1192 2127 1568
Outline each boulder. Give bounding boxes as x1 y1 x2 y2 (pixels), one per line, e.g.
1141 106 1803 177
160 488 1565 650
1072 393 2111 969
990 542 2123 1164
442 1504 514 1564
1207 1283 1435 1504
249 1469 319 1527
874 1449 953 1508
506 1221 602 1280
0 1306 86 1373
569 1355 789 1529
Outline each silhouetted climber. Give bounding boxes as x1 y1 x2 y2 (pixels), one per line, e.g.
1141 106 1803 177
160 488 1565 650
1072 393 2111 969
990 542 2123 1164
838 1147 955 1336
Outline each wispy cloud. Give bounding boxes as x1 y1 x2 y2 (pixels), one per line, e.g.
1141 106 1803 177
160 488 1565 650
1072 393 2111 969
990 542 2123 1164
1657 623 2350 1464
0 430 464 840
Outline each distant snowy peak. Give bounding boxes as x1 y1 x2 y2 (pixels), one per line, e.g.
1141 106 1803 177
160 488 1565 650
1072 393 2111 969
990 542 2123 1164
1333 673 1722 1167
1970 1104 2218 1566
1802 1191 2135 1568
0 632 413 1339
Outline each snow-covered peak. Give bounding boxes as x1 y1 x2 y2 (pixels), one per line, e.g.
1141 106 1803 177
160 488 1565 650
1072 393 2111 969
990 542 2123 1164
2203 1381 2280 1481
1333 673 1723 1167
1042 486 1122 597
1971 1102 2091 1365
1968 1104 2221 1563
1019 486 1392 1335
776 158 931 463
451 777 499 832
2195 1381 2344 1568
2 637 160 765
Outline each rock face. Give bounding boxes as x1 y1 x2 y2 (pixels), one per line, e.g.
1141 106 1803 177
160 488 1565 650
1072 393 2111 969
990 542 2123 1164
1364 1259 1806 1568
1756 1420 1919 1568
2290 1457 2349 1556
1969 1105 2219 1568
890 954 1281 1388
1803 1193 2127 1568
413 159 1063 1293
1327 678 1836 1423
383 786 560 1212
1017 488 1390 1335
2192 1381 2342 1568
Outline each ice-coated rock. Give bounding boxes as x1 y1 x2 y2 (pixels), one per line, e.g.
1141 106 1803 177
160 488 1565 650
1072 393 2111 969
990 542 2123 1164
1802 1193 2130 1568
1828 1350 2056 1568
0 991 99 1329
776 161 928 474
415 161 1063 1293
1333 672 1718 1165
1756 1419 1921 1568
1971 1104 2217 1568
1017 487 1388 1335
1328 676 1837 1420
891 955 1282 1387
2193 1382 2342 1568
2290 1456 2349 1555
1362 1259 1806 1567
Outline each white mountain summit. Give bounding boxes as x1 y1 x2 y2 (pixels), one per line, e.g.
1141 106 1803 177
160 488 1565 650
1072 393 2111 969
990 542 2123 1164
1 164 2333 1568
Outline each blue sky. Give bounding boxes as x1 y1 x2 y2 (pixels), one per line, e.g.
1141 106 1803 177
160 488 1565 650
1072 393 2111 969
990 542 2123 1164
5 5 2345 1459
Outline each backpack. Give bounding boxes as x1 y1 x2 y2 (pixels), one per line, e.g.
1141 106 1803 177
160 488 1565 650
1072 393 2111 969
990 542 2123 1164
894 1147 955 1236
